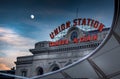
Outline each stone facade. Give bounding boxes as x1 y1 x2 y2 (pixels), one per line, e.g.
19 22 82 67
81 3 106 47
15 27 109 77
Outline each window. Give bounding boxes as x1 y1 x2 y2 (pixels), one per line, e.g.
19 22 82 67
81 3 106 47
21 71 27 77
50 63 60 71
36 67 44 75
70 31 78 41
52 66 60 71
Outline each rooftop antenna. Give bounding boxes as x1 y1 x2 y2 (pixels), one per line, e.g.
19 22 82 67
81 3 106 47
76 8 79 18
76 8 83 30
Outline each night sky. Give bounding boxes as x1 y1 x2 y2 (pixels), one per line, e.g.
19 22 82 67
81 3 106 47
0 0 114 70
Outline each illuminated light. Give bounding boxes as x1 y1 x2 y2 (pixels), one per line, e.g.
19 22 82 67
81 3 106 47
30 14 34 19
65 40 69 44
80 37 85 42
61 24 66 30
73 38 79 43
87 35 91 41
94 21 99 28
49 39 69 47
49 21 71 39
54 28 59 35
81 18 86 25
98 23 104 32
87 18 92 26
49 35 98 47
78 18 82 25
66 21 71 28
58 26 62 32
73 19 77 26
90 19 94 27
49 32 54 39
80 35 98 42
92 35 98 40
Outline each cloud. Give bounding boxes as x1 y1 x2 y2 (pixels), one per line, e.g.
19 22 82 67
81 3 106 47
0 57 15 70
0 63 10 70
0 27 37 70
0 27 36 46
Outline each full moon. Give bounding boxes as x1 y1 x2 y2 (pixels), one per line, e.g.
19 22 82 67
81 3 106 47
30 14 34 19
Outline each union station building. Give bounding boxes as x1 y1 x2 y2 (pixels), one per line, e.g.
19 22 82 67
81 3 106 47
15 18 110 77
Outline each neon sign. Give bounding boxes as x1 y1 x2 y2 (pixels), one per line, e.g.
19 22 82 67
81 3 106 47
49 34 98 47
50 18 104 39
49 18 104 47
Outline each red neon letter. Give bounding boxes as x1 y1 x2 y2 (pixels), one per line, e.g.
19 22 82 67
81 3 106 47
93 35 98 40
98 23 104 32
73 19 77 26
87 18 92 26
54 28 59 36
66 21 71 28
87 35 91 41
61 24 65 30
73 38 79 43
50 32 54 39
91 19 94 27
81 18 86 26
94 21 99 28
58 26 61 32
78 18 82 26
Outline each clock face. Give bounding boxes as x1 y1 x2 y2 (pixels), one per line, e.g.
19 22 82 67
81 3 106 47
70 31 78 41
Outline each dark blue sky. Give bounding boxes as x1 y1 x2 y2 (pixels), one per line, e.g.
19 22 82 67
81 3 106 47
0 0 114 69
0 0 114 40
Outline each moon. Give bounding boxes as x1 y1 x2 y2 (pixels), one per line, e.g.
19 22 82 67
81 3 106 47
30 14 34 19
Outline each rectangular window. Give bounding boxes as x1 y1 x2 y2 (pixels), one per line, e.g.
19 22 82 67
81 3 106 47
21 71 27 77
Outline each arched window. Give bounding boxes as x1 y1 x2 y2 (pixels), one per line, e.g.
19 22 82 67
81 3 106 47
50 63 60 72
52 66 60 71
36 67 44 75
21 69 27 77
21 71 27 77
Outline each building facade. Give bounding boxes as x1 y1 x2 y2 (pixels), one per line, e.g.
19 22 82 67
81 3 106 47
15 26 109 77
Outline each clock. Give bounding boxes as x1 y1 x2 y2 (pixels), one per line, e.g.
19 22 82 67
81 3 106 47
70 31 78 41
